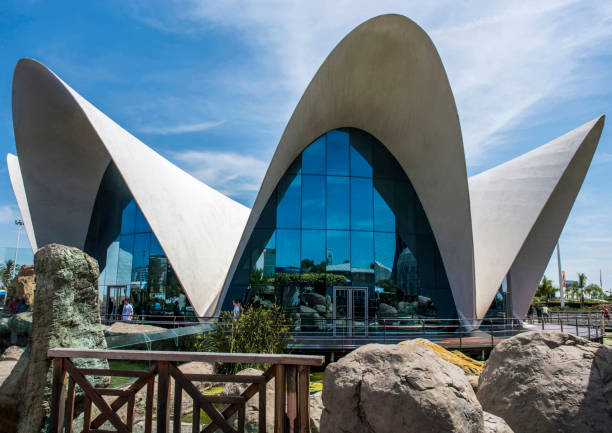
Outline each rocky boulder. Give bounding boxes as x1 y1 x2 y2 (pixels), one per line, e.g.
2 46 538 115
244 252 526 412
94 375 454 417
0 244 109 433
477 331 612 433
7 265 35 305
483 412 514 433
0 346 23 361
321 343 484 433
309 391 323 433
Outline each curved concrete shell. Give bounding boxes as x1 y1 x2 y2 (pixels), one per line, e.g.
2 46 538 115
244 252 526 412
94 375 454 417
11 59 250 317
217 14 477 324
470 116 605 319
6 153 37 251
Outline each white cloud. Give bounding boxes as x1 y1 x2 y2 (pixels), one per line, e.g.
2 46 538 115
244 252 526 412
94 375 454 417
170 150 268 203
136 120 225 135
126 1 612 163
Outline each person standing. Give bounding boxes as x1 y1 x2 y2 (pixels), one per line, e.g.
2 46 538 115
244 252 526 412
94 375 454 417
232 299 241 319
122 298 133 322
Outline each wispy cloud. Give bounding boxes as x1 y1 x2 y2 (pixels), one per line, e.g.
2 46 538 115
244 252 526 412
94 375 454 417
136 120 225 135
170 150 268 203
124 1 612 163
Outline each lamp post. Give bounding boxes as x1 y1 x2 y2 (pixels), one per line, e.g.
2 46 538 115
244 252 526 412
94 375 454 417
12 219 24 280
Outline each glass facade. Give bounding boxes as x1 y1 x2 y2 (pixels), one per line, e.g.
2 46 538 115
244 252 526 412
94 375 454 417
85 162 190 317
224 128 458 328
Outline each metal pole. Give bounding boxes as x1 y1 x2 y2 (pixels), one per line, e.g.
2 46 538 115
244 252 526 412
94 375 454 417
11 219 24 280
557 243 564 307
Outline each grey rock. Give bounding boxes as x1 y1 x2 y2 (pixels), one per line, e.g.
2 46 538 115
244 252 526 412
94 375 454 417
0 346 24 361
303 292 326 308
313 304 329 315
477 331 612 433
299 305 318 317
417 295 432 307
376 302 398 317
321 343 484 433
309 391 323 433
483 412 513 433
7 244 109 433
7 264 36 305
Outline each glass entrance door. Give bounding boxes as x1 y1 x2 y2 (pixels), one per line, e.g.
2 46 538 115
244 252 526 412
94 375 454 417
333 286 368 337
106 285 129 321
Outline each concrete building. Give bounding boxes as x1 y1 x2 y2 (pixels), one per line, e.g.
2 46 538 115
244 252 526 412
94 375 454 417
7 15 604 330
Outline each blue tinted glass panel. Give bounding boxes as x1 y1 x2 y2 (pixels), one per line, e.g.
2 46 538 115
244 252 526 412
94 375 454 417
150 235 164 257
326 130 349 176
117 234 134 284
301 230 326 272
326 176 349 229
350 131 372 177
286 155 302 174
250 229 275 275
302 136 325 175
302 175 325 229
135 207 150 233
120 200 136 234
415 235 435 289
132 233 150 270
326 230 350 269
351 230 373 271
396 243 420 296
374 179 395 232
276 173 301 229
276 229 301 272
351 177 373 231
374 232 396 272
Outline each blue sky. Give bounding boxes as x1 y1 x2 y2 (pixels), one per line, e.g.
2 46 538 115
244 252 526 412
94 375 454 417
0 1 611 290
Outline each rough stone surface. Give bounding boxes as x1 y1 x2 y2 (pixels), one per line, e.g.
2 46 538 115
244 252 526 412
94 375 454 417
220 368 275 432
102 321 165 335
0 345 24 361
483 412 514 433
1 244 109 433
321 343 484 433
7 265 35 304
309 391 323 433
477 331 612 433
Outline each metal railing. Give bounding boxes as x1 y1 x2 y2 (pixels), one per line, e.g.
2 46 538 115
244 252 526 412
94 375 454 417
100 311 607 351
48 348 324 433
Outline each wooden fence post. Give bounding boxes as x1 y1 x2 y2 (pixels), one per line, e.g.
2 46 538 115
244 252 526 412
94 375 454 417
49 357 67 433
157 361 171 433
275 364 286 433
297 366 310 433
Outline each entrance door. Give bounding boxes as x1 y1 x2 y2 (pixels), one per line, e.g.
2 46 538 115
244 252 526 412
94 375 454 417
333 286 368 337
106 285 129 320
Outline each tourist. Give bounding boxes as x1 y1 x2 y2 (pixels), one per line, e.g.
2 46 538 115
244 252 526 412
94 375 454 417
536 305 542 322
603 306 610 320
173 300 181 322
232 299 241 319
122 298 133 321
8 298 18 315
542 305 549 322
107 298 114 320
528 305 535 322
16 299 28 313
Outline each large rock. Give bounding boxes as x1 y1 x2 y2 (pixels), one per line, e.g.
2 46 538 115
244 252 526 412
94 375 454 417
309 391 323 433
321 343 484 433
477 331 612 433
0 346 24 361
0 244 109 433
7 265 35 305
483 412 513 433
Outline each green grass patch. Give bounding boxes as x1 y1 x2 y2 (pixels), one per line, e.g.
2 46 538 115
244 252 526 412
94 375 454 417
107 360 151 388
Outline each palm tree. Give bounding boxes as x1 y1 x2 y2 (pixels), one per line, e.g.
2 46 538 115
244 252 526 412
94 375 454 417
577 273 587 300
0 259 17 288
536 276 555 298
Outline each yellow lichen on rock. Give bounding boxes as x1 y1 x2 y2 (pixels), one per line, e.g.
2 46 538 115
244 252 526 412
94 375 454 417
398 338 484 375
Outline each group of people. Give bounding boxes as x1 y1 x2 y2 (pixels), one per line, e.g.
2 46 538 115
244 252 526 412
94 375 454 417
528 304 550 322
7 298 29 315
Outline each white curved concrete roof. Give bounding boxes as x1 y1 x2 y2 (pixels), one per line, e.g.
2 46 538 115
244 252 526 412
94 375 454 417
217 14 477 325
11 59 250 317
470 116 605 319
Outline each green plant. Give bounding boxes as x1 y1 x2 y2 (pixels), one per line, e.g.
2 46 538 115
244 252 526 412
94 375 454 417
536 275 556 298
0 259 19 288
200 305 291 374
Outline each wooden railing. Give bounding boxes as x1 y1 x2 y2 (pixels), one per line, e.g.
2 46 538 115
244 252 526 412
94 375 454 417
48 348 324 433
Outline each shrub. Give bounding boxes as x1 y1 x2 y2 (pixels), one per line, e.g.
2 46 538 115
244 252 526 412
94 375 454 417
200 305 291 374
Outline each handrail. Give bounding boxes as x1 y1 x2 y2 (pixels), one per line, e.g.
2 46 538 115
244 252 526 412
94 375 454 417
47 348 324 366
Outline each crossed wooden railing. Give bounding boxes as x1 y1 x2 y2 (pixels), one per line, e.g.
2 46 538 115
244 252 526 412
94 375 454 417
47 348 324 433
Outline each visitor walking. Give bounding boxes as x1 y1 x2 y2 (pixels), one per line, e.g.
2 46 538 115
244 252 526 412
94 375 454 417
173 300 182 324
536 305 542 322
122 298 133 322
232 299 241 319
108 298 115 320
542 305 549 322
528 305 535 322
